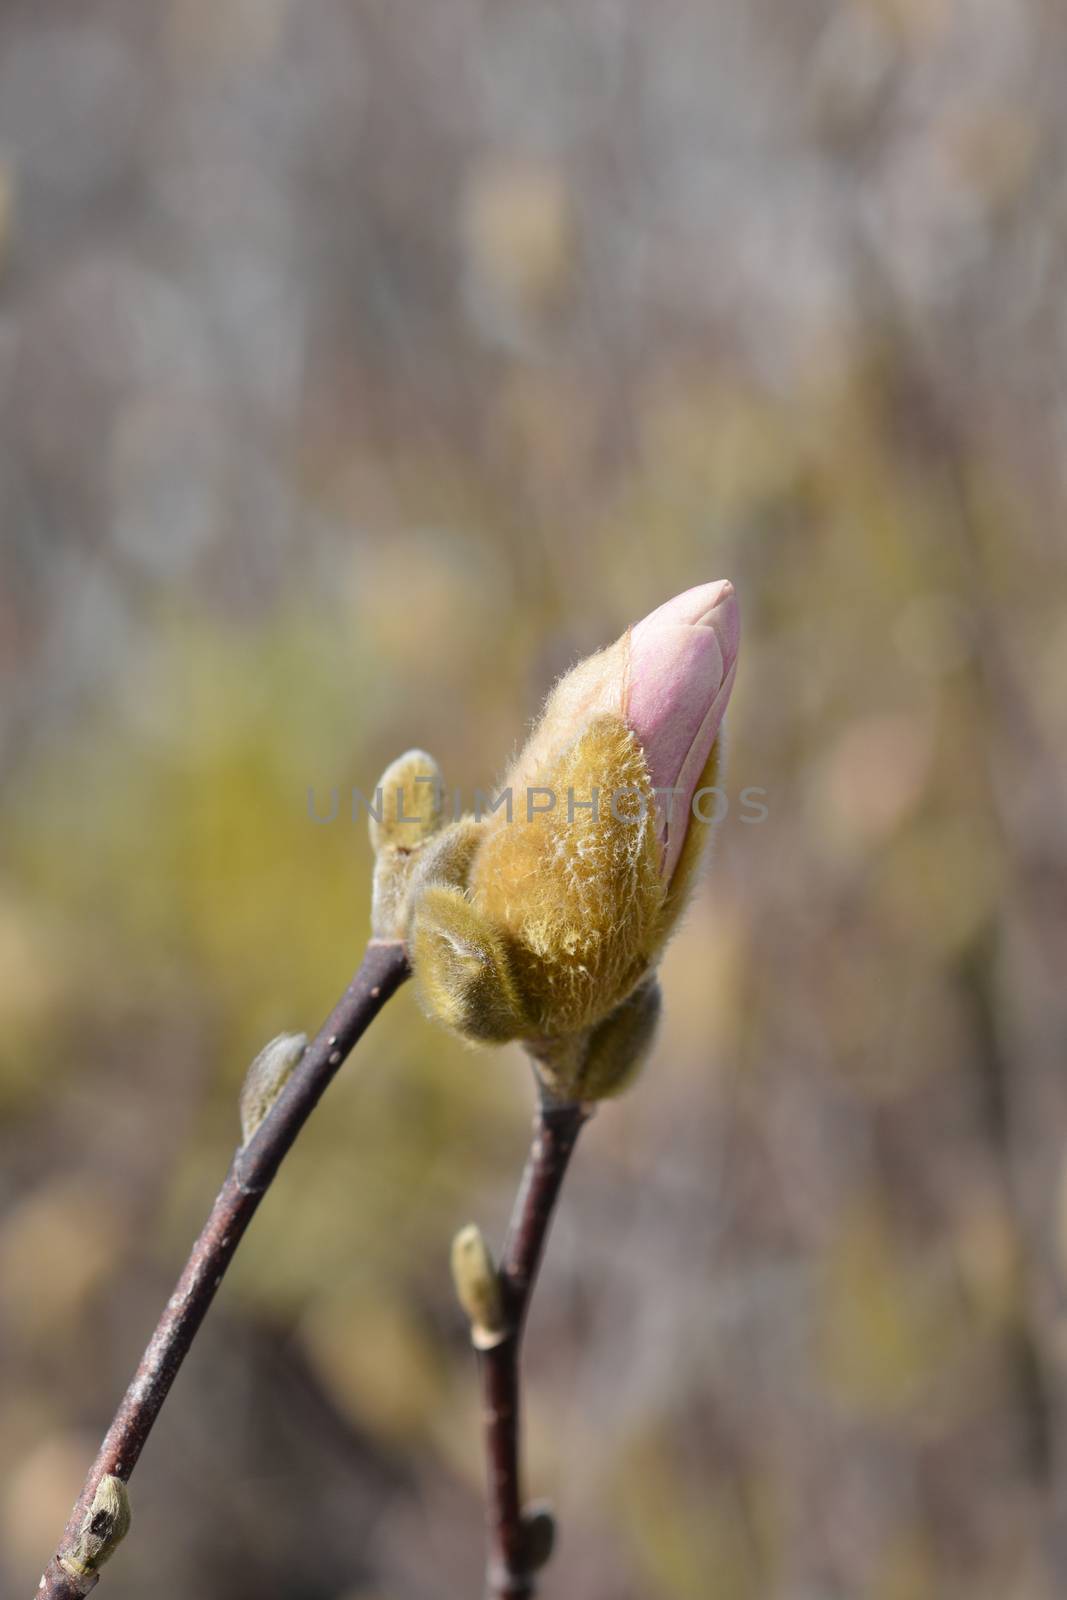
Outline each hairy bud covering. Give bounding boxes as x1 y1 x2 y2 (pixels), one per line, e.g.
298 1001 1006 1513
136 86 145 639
368 582 740 1100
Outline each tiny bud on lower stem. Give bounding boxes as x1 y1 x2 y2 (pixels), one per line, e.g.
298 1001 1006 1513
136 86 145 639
451 1223 506 1347
59 1475 131 1579
239 1032 308 1145
520 1502 557 1572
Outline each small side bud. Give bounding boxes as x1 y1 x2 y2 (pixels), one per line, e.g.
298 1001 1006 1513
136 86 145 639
451 1223 506 1348
529 975 662 1101
369 751 456 938
239 1031 308 1145
59 1475 131 1579
412 887 528 1042
406 814 484 902
368 749 444 855
575 975 662 1099
519 1502 557 1572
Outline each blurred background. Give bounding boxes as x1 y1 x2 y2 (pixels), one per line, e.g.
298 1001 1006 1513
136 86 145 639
2 2 1066 1596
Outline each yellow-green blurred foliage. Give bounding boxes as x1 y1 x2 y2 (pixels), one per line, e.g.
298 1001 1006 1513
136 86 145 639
2 2 1066 1598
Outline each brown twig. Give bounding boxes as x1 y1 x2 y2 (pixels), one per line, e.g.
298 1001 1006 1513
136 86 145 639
479 1089 590 1600
36 938 411 1600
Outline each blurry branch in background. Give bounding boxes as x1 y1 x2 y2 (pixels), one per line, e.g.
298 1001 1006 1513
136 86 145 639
35 939 411 1600
453 1092 589 1599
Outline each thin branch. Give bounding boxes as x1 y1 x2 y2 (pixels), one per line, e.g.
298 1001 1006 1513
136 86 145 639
36 938 411 1600
479 1091 590 1600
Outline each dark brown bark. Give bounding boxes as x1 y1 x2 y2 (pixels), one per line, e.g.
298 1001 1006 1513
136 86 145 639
479 1095 589 1600
36 939 410 1600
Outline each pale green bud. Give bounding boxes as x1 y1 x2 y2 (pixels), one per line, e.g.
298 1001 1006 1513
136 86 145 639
450 1223 506 1348
369 749 458 939
59 1475 131 1580
368 749 444 855
239 1031 307 1145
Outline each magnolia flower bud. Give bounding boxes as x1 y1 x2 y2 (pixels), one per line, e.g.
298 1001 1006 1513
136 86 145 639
627 580 739 883
497 580 738 887
402 582 740 1097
